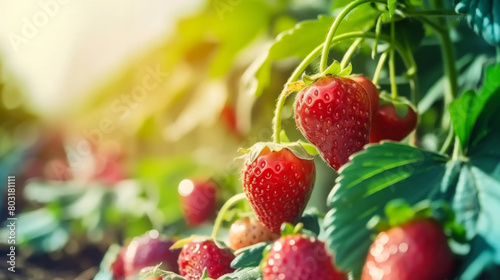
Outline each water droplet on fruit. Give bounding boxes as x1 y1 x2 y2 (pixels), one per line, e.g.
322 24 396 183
378 233 389 244
178 179 195 196
389 245 398 254
399 243 408 253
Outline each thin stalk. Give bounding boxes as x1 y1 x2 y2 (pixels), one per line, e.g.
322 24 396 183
452 137 463 159
372 51 389 85
273 44 324 143
340 38 364 69
430 0 460 156
389 21 398 99
439 124 455 154
211 193 247 240
320 0 386 72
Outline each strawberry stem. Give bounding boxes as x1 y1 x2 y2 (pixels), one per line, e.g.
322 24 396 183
389 21 398 100
210 193 247 240
340 38 364 70
372 51 388 86
273 44 324 143
418 1 459 156
320 0 386 73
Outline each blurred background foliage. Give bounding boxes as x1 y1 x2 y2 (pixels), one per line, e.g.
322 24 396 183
0 0 497 278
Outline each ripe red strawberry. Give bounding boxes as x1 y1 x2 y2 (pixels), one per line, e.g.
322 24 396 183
263 234 347 280
351 75 379 115
178 239 235 280
220 103 242 137
362 219 454 280
111 248 126 279
228 217 280 250
123 231 181 277
241 144 315 234
369 103 417 143
178 179 218 226
294 75 371 171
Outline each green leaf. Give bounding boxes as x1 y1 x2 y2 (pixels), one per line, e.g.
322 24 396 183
455 0 500 46
458 236 500 280
245 7 377 96
449 63 500 151
218 267 263 280
208 0 272 77
452 161 500 278
453 164 500 253
323 142 449 277
231 242 268 268
387 0 397 18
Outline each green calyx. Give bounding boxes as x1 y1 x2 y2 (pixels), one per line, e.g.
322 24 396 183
302 60 353 86
170 235 223 250
200 268 215 280
280 222 304 237
379 92 417 119
367 199 466 243
239 141 316 164
139 264 185 280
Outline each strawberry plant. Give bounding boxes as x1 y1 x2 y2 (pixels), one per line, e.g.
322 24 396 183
3 0 499 279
